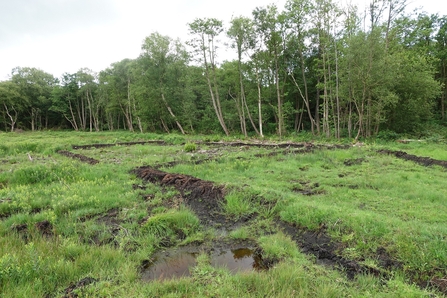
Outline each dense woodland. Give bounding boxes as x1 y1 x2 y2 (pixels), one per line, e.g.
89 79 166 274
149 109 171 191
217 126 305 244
0 0 446 139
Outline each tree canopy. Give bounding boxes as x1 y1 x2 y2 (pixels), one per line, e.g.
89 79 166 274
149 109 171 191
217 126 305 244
1 1 445 138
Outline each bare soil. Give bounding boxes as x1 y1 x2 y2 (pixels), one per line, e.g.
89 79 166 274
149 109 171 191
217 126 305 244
62 277 98 298
72 141 166 150
57 150 99 165
132 165 399 282
378 149 447 168
35 220 53 237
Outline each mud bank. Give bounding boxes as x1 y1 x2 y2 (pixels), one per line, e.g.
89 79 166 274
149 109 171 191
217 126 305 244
378 149 447 168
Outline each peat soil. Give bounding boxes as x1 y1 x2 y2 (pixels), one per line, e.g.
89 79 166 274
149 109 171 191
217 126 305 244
71 140 350 151
132 166 233 229
72 141 166 150
132 166 400 283
57 150 99 165
378 149 447 169
62 277 98 298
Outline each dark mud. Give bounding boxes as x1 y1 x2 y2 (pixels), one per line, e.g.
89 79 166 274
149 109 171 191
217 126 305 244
277 221 394 280
254 143 350 158
62 277 98 298
291 181 325 196
11 223 28 234
152 157 213 170
430 277 447 294
35 220 53 237
93 208 122 247
133 166 231 228
72 140 166 150
202 141 350 151
133 165 398 282
57 150 99 165
77 208 124 247
378 149 447 169
344 158 366 166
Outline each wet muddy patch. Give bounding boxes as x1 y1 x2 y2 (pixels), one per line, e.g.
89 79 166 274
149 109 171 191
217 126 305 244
57 150 99 165
378 149 447 168
141 240 271 282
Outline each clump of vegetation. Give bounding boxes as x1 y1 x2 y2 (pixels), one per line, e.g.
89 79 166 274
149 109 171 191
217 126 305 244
184 142 197 152
223 191 254 219
142 208 200 239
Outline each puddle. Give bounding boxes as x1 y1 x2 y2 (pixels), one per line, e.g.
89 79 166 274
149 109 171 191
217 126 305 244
211 248 262 273
142 247 262 282
141 252 198 281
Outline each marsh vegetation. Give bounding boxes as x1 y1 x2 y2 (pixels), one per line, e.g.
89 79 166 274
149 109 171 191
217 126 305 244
0 131 446 297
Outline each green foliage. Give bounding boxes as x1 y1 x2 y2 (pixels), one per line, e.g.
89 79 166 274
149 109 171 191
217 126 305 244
223 191 254 219
8 163 77 185
183 142 197 152
142 208 200 239
376 130 401 141
258 233 301 260
1 118 446 296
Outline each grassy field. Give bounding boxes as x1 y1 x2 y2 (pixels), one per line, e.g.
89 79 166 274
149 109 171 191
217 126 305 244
0 131 446 297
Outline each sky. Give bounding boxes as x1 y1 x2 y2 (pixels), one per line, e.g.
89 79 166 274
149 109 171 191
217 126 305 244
0 0 445 81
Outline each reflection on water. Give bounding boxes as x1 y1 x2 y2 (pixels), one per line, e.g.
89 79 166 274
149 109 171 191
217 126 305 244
141 252 197 281
211 248 262 273
142 248 262 282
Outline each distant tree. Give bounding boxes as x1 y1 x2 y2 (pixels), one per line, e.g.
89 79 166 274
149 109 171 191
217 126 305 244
188 18 230 136
138 32 189 134
10 67 56 131
0 81 23 131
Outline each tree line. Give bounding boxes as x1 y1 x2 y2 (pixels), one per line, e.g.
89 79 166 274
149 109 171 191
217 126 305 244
1 0 446 139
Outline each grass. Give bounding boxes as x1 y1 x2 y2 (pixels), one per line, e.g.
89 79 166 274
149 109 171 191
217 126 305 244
0 131 445 296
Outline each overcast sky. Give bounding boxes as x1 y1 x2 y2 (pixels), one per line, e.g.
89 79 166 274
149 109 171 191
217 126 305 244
0 0 445 81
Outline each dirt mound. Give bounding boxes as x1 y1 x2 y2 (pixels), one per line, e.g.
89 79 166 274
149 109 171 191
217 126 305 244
133 163 406 284
277 221 392 279
254 143 350 158
378 149 447 168
57 150 99 165
344 158 366 166
62 277 98 298
202 141 349 150
35 220 53 237
72 140 166 150
11 223 27 233
133 166 225 226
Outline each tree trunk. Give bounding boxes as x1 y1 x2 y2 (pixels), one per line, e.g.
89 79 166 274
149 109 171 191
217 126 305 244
4 104 17 132
255 66 264 138
274 49 283 138
86 89 93 132
161 93 185 134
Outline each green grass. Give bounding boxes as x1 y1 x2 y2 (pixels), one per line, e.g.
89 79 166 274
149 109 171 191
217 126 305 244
0 131 445 296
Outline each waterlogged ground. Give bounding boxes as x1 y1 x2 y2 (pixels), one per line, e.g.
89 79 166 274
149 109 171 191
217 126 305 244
0 132 446 297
